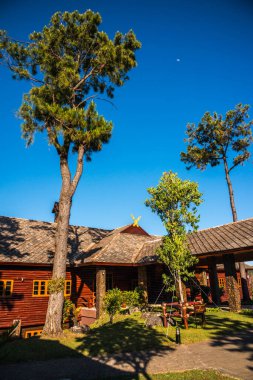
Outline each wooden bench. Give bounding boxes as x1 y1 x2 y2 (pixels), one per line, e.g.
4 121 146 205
162 302 206 329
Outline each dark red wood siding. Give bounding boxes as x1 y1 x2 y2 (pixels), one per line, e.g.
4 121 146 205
72 267 96 308
0 265 97 329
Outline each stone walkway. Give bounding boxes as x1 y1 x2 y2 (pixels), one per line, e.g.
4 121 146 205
1 330 253 380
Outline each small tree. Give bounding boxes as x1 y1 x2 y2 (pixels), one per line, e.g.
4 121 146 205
0 10 141 336
181 104 253 302
104 288 123 323
145 171 202 302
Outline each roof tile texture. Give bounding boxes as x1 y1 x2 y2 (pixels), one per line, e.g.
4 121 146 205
1 216 253 265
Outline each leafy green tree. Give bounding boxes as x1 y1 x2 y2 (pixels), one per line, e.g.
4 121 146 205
0 10 141 335
181 104 253 302
145 171 202 302
104 288 123 323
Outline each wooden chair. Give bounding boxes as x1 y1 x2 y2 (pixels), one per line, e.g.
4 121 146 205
189 303 206 328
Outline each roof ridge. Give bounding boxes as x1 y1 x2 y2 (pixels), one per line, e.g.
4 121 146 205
0 215 111 232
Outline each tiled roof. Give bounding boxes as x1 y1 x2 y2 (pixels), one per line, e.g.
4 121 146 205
188 218 253 255
0 216 109 265
0 215 253 266
76 227 156 265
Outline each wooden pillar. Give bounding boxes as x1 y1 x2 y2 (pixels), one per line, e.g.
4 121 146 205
96 267 106 319
138 266 148 303
223 254 241 312
208 257 220 305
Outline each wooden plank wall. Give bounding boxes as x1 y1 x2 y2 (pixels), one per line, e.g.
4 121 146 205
72 267 96 308
0 265 96 329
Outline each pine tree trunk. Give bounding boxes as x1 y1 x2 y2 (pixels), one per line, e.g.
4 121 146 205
43 147 85 336
223 158 249 301
43 157 72 336
223 158 237 222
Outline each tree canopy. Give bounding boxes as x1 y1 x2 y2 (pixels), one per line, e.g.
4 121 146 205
0 10 141 157
181 104 253 173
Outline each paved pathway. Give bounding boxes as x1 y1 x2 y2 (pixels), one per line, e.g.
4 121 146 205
1 331 253 380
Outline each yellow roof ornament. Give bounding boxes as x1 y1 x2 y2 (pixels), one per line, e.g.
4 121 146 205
130 214 141 227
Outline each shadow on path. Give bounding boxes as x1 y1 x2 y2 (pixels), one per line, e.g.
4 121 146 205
75 317 173 380
207 313 253 373
0 318 172 380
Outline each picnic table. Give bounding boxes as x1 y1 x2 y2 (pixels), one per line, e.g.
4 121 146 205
162 301 206 329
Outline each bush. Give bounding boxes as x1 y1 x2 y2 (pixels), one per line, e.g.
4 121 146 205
63 299 81 326
63 299 75 324
104 288 123 323
122 289 140 308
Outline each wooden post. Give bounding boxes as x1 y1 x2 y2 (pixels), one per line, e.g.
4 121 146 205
208 257 220 305
138 266 148 303
223 254 241 312
96 267 106 319
162 303 168 327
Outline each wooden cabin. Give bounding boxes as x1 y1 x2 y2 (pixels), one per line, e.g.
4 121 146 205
0 216 253 335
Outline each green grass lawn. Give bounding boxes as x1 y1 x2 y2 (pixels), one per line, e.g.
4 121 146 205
102 370 236 379
0 309 252 363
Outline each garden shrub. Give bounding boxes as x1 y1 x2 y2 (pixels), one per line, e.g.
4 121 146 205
63 299 81 326
122 289 140 308
63 299 75 323
104 288 123 323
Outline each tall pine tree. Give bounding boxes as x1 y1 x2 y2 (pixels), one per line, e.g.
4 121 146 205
181 104 253 306
0 10 141 335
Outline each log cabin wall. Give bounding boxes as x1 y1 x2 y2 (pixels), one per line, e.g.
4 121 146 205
0 265 100 330
0 265 71 330
72 266 96 308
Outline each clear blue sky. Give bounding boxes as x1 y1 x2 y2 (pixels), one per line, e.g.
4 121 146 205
0 0 253 236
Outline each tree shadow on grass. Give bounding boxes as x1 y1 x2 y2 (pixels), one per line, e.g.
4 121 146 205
206 313 253 373
75 317 174 380
0 337 141 380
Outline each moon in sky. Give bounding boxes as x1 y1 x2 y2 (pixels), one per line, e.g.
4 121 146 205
176 58 181 62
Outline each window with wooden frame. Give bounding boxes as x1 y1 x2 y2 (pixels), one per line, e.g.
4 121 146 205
0 280 13 297
25 330 42 338
33 280 71 296
218 277 226 288
64 280 72 296
33 280 49 296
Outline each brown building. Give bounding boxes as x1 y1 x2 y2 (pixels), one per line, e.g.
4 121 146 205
1 216 253 335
